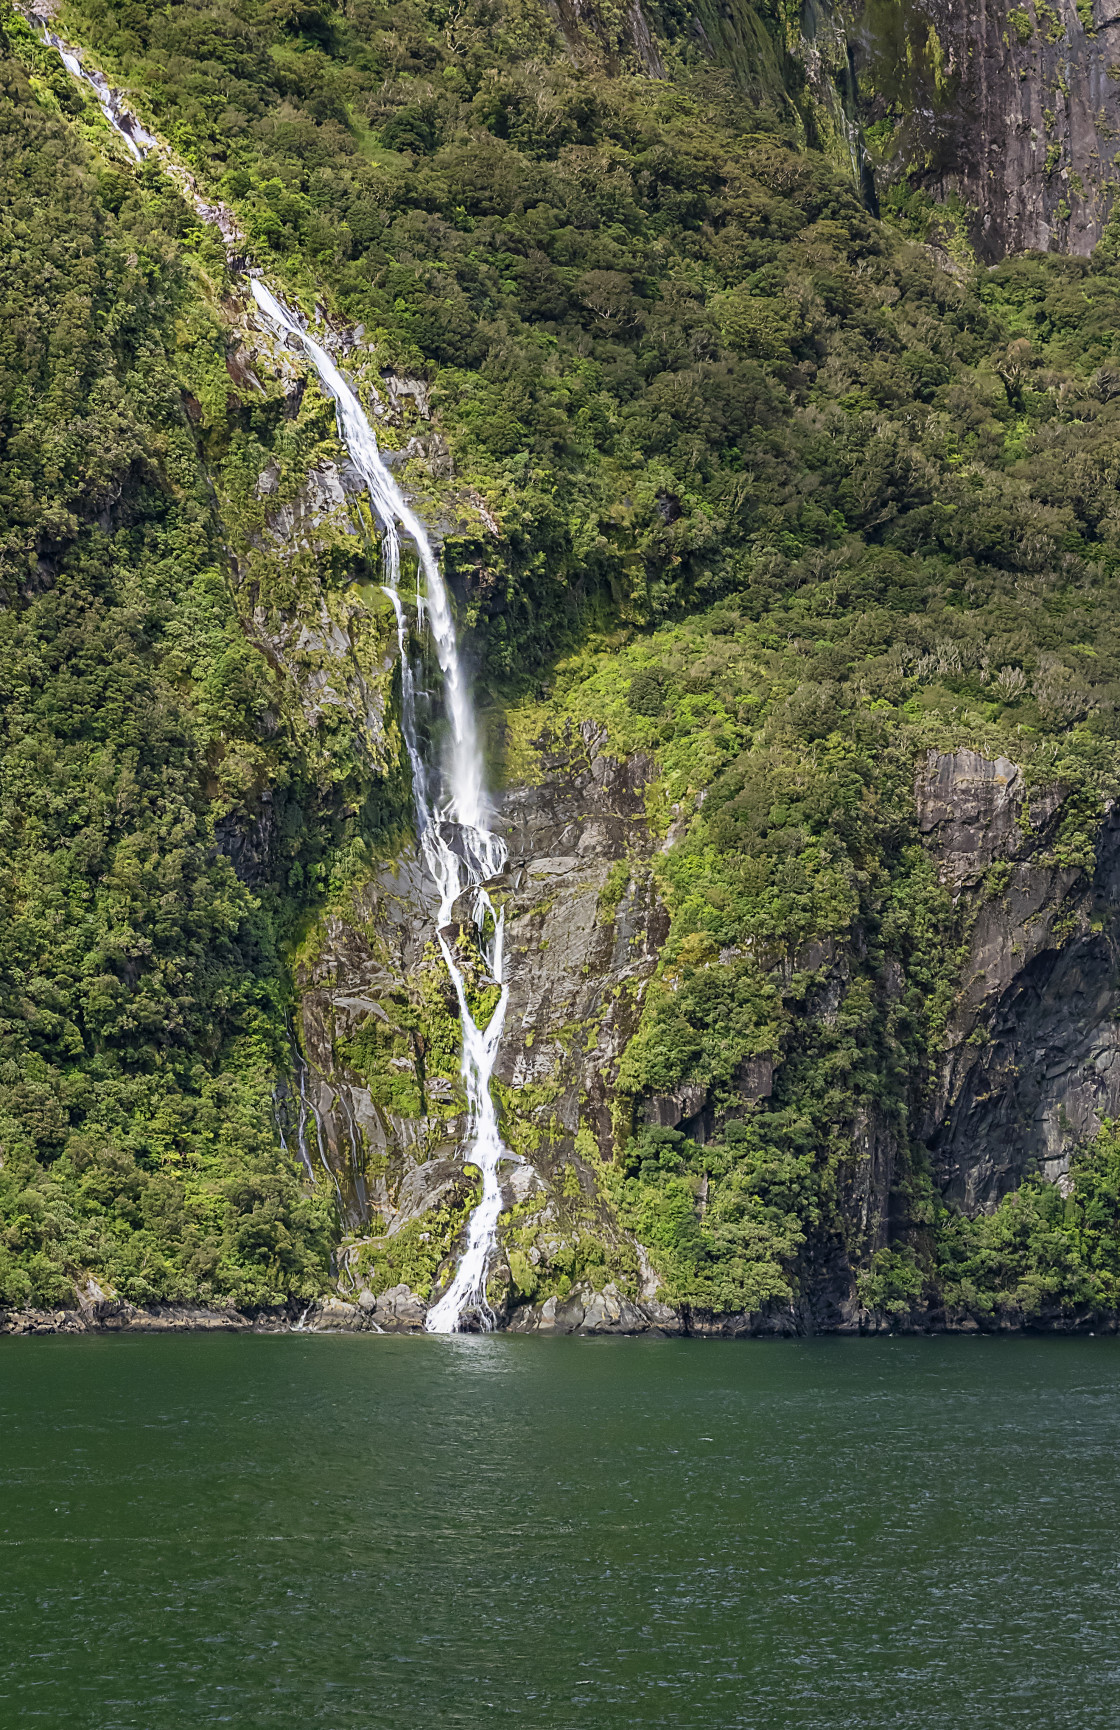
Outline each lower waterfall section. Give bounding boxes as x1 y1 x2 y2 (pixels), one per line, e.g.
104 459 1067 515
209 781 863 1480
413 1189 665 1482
247 281 516 1334
380 589 512 1331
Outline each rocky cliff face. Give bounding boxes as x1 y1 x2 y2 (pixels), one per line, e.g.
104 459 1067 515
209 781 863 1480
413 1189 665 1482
918 748 1120 1207
289 722 677 1328
660 0 1120 257
209 202 1120 1333
287 727 1120 1332
847 0 1120 257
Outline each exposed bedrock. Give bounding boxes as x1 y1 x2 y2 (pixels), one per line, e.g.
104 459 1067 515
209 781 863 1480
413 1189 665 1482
918 748 1120 1208
292 727 1120 1328
494 721 668 1140
289 722 669 1318
847 0 1120 257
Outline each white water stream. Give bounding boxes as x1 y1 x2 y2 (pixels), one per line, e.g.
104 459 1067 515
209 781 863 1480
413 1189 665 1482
247 282 516 1333
36 18 517 1332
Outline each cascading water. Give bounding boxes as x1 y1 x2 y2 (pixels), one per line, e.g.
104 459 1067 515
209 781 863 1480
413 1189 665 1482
246 281 517 1333
43 29 156 161
35 16 519 1333
29 16 245 246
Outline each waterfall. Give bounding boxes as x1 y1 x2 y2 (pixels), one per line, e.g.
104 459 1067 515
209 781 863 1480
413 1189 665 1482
31 20 245 246
43 29 157 161
36 17 517 1333
249 282 516 1333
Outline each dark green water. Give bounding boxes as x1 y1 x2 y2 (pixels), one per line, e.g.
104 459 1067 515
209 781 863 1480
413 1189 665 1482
2 1335 1119 1728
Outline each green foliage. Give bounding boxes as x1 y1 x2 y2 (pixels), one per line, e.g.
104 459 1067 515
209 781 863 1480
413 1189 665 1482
48 0 1071 679
15 0 1120 1319
339 1007 424 1117
935 1122 1120 1321
503 1209 631 1304
0 14 347 1306
615 1121 806 1312
597 858 632 921
515 381 1120 1316
857 1246 925 1316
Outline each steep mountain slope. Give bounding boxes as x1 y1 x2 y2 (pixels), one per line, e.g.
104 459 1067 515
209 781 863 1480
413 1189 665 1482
6 0 1120 1332
0 26 340 1308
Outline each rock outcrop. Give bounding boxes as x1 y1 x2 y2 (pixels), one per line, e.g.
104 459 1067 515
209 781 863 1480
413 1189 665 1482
285 726 1120 1328
507 1282 681 1334
286 719 669 1317
918 748 1120 1208
680 0 1120 257
847 0 1120 258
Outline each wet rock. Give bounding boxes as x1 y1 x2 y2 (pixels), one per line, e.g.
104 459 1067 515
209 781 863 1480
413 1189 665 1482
75 1276 115 1323
292 722 670 1290
507 1283 683 1335
305 1297 362 1331
382 375 430 419
392 1160 463 1224
0 1303 294 1334
506 1163 543 1205
246 591 395 768
687 1308 799 1338
261 459 365 548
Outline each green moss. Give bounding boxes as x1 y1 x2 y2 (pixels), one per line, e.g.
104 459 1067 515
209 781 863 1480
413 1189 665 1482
501 1200 639 1302
598 859 633 923
353 1182 478 1300
466 982 503 1031
1036 0 1065 40
495 705 546 790
339 1014 425 1118
858 0 958 115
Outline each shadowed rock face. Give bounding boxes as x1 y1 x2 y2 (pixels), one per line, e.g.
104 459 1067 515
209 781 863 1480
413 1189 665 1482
918 749 1120 1208
642 0 1120 259
496 721 670 1151
848 0 1120 257
931 895 1120 1205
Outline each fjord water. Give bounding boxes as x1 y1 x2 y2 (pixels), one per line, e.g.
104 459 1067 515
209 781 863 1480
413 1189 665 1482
3 1337 1120 1728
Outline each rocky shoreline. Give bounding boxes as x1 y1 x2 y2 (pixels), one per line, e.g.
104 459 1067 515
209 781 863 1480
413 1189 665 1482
4 1283 1117 1338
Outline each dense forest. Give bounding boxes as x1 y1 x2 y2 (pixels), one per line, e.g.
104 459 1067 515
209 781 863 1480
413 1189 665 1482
5 0 1120 1324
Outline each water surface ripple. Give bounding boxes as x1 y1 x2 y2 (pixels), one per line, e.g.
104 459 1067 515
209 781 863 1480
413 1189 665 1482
2 1335 1118 1727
